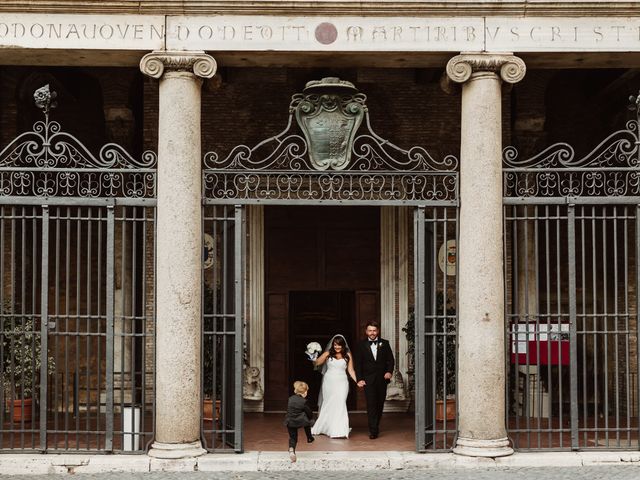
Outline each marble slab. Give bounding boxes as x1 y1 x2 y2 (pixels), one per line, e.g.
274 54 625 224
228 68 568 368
1 13 640 54
0 13 164 50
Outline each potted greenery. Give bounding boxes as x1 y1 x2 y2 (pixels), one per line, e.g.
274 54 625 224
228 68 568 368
435 292 456 421
403 293 456 421
402 310 416 405
1 308 55 423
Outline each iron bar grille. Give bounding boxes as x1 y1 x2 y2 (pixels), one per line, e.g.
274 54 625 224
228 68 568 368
201 205 243 453
0 86 156 201
0 205 156 452
415 206 458 451
504 204 639 450
0 86 157 453
502 93 640 201
503 93 640 451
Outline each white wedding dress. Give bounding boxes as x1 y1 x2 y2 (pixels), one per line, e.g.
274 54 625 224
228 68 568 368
311 357 350 438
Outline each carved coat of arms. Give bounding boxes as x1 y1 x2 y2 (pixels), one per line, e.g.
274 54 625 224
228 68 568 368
294 77 365 171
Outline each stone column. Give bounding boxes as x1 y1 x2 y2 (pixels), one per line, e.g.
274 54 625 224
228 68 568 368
245 205 265 410
397 207 410 393
112 219 133 411
380 206 409 409
140 51 217 459
516 211 538 320
380 206 397 368
446 53 526 457
104 100 136 411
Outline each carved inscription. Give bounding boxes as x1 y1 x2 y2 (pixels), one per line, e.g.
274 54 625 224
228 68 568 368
166 17 485 50
485 18 640 51
0 14 165 49
0 22 164 41
184 23 310 42
1 14 640 53
171 22 479 45
168 16 640 52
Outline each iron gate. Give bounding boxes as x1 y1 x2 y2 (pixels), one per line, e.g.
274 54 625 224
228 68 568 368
503 93 640 450
201 77 459 452
201 204 244 452
0 85 157 452
414 206 458 451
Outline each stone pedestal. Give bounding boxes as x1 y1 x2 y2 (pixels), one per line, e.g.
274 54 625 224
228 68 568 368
140 51 217 459
446 53 526 458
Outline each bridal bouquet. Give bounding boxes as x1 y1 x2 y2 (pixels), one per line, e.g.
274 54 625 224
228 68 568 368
305 341 322 362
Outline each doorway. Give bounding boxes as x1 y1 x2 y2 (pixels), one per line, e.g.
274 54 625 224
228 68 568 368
289 291 356 410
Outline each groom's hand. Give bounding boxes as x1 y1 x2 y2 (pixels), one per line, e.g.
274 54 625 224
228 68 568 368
383 372 392 381
357 380 366 388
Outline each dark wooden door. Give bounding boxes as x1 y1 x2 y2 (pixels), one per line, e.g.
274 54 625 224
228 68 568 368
289 291 356 410
264 292 288 411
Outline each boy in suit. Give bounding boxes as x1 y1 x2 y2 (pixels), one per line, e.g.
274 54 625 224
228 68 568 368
284 381 315 462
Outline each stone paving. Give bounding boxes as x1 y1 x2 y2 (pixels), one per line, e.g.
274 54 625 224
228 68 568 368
1 467 640 480
1 451 639 476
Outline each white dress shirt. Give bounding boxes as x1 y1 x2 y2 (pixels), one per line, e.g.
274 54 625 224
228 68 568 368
370 338 379 360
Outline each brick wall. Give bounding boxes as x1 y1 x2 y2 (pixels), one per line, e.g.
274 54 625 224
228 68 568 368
200 68 464 160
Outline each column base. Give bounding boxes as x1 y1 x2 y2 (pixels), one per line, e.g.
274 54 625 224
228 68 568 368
453 437 514 458
148 441 207 459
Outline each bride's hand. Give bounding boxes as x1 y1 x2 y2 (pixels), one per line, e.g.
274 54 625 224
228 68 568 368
314 351 330 366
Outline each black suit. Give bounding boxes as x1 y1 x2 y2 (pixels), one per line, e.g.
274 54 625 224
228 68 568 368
355 337 395 436
284 394 314 449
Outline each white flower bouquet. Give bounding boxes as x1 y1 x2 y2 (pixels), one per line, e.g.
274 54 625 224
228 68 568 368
305 341 322 361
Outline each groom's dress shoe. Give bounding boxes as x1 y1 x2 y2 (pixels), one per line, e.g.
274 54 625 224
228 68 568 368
369 434 378 439
307 437 315 443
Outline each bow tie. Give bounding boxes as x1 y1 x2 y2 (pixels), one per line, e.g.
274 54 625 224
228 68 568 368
369 340 378 346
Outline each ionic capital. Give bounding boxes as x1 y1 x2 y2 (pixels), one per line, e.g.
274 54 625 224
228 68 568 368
140 51 217 80
446 53 526 85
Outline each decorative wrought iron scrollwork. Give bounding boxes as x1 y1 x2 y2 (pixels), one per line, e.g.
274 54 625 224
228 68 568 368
0 84 157 199
503 92 640 198
203 78 458 204
203 171 457 203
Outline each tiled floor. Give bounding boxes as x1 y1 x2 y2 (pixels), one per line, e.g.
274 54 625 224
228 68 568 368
244 412 417 451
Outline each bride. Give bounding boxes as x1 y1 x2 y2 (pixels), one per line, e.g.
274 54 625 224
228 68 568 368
311 334 357 438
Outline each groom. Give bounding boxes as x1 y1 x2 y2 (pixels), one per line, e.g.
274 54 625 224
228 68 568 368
355 321 395 439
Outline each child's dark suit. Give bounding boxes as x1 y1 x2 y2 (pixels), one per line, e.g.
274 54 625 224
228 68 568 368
283 394 314 450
